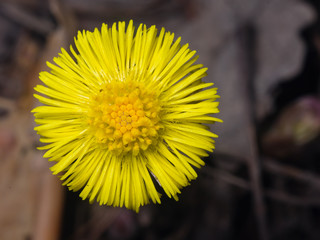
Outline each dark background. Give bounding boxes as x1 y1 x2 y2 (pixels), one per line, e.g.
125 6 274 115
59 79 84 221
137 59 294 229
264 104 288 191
1 0 320 239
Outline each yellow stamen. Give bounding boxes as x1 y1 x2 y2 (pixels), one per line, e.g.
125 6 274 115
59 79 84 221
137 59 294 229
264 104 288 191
88 81 161 156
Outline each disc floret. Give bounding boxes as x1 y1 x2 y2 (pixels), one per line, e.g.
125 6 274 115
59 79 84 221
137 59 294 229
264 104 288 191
88 81 161 156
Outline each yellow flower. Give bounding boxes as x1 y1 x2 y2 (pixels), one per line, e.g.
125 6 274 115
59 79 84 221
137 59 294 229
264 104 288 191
32 20 222 212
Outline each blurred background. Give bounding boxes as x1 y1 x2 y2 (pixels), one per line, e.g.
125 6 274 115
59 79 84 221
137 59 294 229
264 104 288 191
1 0 320 239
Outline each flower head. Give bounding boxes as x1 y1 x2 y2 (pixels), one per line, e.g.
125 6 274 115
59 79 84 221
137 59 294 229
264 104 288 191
32 20 221 212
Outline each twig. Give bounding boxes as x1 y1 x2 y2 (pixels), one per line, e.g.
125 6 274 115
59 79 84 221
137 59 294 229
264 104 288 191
30 1 76 239
263 158 320 188
215 152 320 190
0 2 54 34
33 165 65 240
202 167 251 190
49 0 76 41
240 22 269 240
63 0 164 19
203 166 320 206
70 207 122 240
265 189 320 206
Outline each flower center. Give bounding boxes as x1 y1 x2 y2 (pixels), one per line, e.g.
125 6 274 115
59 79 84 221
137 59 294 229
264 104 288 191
88 81 161 156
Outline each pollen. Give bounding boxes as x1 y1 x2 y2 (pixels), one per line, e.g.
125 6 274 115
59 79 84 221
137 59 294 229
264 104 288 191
88 81 161 156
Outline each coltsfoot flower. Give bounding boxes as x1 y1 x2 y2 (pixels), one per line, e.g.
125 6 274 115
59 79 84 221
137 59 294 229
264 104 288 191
32 20 222 212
